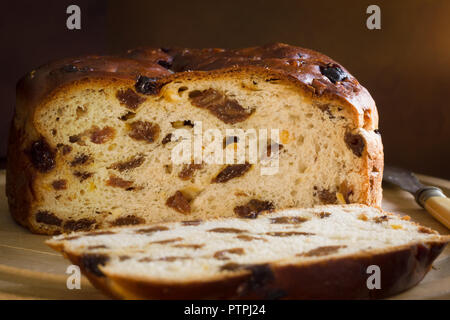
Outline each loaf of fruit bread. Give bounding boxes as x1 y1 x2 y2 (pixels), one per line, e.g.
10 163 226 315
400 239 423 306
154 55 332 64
8 43 383 235
47 205 448 299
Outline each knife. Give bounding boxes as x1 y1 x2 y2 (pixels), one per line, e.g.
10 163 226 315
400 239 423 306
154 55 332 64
383 165 450 229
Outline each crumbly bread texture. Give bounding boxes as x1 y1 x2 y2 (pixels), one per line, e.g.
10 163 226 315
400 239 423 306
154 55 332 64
8 43 383 234
47 205 449 299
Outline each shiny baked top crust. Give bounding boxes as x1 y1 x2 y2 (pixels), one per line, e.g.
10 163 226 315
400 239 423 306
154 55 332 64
17 43 377 128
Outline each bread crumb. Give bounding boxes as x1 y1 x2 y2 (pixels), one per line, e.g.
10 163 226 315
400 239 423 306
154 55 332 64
391 224 403 230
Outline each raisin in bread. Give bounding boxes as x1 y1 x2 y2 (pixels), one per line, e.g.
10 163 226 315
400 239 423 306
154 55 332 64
8 43 383 234
47 205 448 299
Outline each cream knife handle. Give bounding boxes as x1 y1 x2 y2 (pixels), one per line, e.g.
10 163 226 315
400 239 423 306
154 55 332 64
417 187 450 229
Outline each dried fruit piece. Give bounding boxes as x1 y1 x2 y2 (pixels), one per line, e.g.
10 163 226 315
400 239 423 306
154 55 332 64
178 163 204 180
90 126 115 144
69 134 84 144
116 88 146 110
315 188 337 204
358 213 369 221
266 231 314 237
166 191 191 214
52 179 67 190
135 75 160 95
112 215 145 226
162 87 182 102
80 253 109 277
164 164 173 174
265 140 284 157
236 235 267 242
173 244 204 249
70 154 90 167
56 143 72 155
280 130 290 144
373 215 389 223
298 245 347 257
336 192 346 204
28 138 56 173
179 186 202 202
35 211 62 226
339 181 354 204
319 64 347 84
64 218 95 231
315 102 337 119
108 155 145 172
316 212 331 219
87 245 108 250
135 226 169 234
220 262 244 272
213 248 245 260
345 132 365 157
119 111 136 121
270 216 308 224
128 121 160 143
189 88 254 124
234 199 274 219
181 220 202 226
141 256 191 262
171 120 194 128
73 171 93 182
106 175 134 189
151 237 183 244
161 133 173 144
212 163 252 183
83 231 115 237
208 228 247 234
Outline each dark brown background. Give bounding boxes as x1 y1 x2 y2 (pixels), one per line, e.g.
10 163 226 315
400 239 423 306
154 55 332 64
2 0 450 178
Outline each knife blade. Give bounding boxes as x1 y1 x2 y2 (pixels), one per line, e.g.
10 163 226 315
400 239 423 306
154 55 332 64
382 165 450 229
383 165 424 194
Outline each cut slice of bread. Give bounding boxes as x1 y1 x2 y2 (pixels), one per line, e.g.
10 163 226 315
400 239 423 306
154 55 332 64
47 205 449 299
8 43 383 235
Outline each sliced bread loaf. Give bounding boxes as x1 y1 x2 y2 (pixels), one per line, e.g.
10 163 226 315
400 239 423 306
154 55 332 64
8 43 382 235
47 205 449 299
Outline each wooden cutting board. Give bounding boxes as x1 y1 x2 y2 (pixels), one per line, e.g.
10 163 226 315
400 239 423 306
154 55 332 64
0 170 449 300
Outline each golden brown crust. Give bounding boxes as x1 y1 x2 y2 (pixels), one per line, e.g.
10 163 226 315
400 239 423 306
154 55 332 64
58 240 447 300
6 122 39 232
363 130 384 207
341 128 383 207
